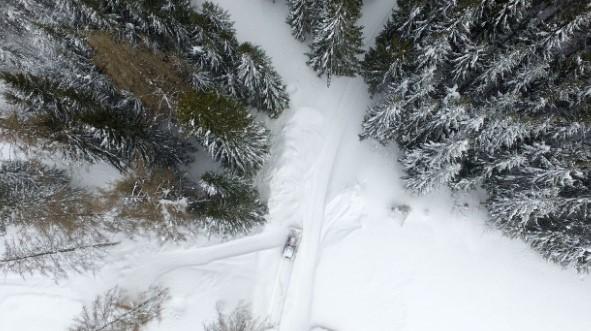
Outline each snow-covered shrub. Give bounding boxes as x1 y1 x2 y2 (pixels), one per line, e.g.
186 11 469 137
204 303 270 331
69 286 169 331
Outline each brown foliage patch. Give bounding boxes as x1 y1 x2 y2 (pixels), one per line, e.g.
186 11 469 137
88 32 191 116
101 167 194 238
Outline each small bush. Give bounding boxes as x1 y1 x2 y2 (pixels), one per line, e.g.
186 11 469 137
204 303 270 331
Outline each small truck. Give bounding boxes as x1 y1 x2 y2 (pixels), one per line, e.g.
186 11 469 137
282 227 302 260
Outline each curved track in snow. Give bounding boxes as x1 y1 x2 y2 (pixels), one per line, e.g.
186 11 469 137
127 229 288 283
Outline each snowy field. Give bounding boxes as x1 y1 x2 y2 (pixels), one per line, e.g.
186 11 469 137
2 0 591 330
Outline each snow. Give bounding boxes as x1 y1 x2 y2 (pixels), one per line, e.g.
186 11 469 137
2 0 591 330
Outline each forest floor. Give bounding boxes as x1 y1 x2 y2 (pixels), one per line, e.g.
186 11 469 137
2 1 591 330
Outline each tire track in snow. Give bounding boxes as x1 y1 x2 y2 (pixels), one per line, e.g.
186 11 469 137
203 1 393 329
277 5 396 328
278 81 359 331
122 229 287 284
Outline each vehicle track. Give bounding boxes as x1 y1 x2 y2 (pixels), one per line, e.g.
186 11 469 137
205 1 392 329
123 229 287 283
277 81 357 331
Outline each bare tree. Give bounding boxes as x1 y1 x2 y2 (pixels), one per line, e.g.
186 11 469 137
0 160 106 234
69 286 169 331
204 303 271 331
0 226 118 279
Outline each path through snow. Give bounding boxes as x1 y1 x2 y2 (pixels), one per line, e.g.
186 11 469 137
206 1 393 329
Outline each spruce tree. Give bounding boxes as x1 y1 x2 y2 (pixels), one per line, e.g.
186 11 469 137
362 0 591 271
287 0 315 41
237 43 289 118
0 73 184 171
104 167 197 240
106 167 267 239
361 4 414 95
307 0 364 86
285 0 365 83
177 91 270 175
190 172 267 236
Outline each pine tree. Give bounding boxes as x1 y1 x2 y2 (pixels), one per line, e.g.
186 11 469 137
190 172 267 236
69 286 169 331
104 167 195 241
1 0 286 174
362 0 591 271
307 0 364 85
106 168 267 239
0 72 185 171
361 2 414 94
237 43 289 118
177 91 270 175
402 137 470 194
287 0 315 41
187 1 242 93
1 0 283 245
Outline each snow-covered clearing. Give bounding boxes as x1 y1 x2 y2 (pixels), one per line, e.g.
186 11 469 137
2 0 591 330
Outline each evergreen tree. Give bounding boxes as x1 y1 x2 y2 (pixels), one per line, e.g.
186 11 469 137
0 0 287 242
361 5 414 95
402 137 470 194
191 172 267 236
0 72 184 171
285 0 365 83
307 0 364 86
106 168 267 239
362 0 591 271
237 43 289 118
186 1 243 94
177 91 270 175
287 0 315 41
0 0 287 174
104 167 197 241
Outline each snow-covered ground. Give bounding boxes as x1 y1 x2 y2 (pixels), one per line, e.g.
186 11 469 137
2 0 591 330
